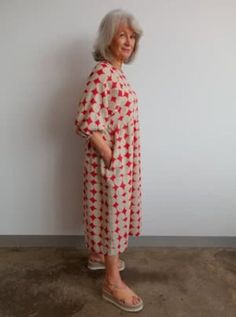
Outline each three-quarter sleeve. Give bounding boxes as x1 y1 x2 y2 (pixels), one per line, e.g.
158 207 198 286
74 64 108 141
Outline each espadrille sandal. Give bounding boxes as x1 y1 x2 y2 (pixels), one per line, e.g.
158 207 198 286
102 280 144 312
87 258 125 271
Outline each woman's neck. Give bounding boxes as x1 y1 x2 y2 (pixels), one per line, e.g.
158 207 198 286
111 58 123 70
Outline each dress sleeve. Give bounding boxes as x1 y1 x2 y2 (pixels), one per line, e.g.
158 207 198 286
74 64 108 140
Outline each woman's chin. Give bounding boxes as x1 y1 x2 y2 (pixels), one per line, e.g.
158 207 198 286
121 53 132 61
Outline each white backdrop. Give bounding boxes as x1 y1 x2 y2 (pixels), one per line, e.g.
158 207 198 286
0 0 235 236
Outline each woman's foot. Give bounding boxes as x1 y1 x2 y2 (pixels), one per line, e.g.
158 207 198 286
88 253 125 270
102 279 142 306
89 253 105 263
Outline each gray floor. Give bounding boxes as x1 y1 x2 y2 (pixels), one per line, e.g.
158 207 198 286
0 247 235 316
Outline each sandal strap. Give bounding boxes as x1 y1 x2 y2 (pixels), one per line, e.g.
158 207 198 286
103 281 139 298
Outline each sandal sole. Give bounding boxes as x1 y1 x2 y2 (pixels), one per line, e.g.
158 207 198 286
102 289 144 312
87 260 125 271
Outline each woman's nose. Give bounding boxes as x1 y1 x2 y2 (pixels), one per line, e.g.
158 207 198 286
125 37 131 46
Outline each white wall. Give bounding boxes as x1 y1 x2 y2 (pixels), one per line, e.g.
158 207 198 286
0 0 235 236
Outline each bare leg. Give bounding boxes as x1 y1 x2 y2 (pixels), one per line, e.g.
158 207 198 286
104 255 122 282
103 254 142 305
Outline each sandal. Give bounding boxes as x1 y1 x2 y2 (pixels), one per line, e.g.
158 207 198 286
102 280 144 312
87 257 125 271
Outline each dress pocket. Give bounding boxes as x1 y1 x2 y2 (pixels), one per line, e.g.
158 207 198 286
99 147 116 178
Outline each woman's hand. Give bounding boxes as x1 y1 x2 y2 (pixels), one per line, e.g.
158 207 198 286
88 131 113 169
103 146 113 169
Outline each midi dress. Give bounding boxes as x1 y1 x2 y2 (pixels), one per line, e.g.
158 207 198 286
74 60 142 256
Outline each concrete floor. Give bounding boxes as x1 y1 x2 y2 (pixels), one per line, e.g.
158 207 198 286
0 247 235 317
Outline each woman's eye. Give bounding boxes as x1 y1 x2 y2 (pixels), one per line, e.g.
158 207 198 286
119 32 136 40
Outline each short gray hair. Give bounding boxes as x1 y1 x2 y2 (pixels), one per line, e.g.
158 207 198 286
92 9 143 64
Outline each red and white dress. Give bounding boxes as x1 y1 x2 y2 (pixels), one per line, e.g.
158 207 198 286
74 60 142 256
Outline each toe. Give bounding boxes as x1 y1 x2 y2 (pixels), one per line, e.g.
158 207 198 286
133 295 142 305
132 296 138 305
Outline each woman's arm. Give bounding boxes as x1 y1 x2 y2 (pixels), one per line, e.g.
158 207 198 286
89 131 112 168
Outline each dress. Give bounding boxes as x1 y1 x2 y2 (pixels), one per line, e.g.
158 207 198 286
74 60 142 256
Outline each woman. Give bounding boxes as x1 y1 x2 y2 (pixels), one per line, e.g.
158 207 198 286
74 9 144 312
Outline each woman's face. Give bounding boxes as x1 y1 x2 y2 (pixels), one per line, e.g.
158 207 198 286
109 22 136 64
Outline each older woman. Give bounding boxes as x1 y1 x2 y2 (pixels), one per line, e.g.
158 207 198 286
74 9 144 312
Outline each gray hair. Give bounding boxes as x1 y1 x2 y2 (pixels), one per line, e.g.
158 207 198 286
92 9 143 64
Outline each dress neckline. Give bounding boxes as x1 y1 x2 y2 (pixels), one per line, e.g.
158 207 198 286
103 60 124 73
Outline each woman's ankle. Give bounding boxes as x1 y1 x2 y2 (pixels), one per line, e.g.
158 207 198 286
89 252 104 259
104 275 122 285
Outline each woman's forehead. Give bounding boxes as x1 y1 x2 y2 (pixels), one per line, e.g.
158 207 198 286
116 22 135 33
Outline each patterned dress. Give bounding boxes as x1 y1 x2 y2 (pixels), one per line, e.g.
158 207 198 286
74 60 142 256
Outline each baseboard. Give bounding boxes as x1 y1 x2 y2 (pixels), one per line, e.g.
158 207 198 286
0 235 235 248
